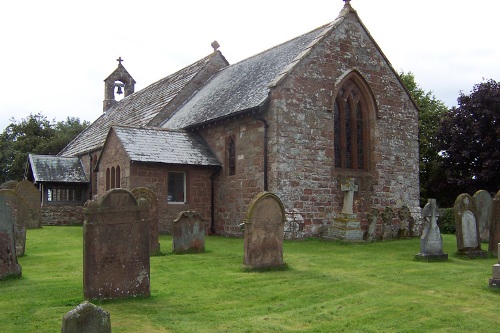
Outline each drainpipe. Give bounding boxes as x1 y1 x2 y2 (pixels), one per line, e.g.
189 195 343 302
210 166 222 234
253 113 269 191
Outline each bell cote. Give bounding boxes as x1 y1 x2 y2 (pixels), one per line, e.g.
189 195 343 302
103 57 136 112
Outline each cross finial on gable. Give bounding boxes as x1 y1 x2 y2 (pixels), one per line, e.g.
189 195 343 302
116 57 124 65
211 40 220 52
343 0 351 6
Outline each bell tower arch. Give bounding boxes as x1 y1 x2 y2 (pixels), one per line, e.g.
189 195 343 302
103 57 136 112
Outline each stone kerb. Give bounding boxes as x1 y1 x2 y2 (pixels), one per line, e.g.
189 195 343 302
132 187 160 256
0 190 23 280
243 192 286 270
61 301 111 333
488 190 500 257
454 193 487 258
15 180 42 229
83 188 150 300
172 210 206 254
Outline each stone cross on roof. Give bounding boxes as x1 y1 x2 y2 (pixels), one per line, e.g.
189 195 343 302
343 0 351 5
211 41 220 52
116 56 124 65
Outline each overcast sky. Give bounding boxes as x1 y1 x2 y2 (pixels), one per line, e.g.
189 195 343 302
1 0 499 132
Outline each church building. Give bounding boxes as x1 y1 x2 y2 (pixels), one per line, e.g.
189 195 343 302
31 1 420 236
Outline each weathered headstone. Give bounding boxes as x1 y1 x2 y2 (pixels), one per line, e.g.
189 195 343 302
365 208 379 241
132 187 160 256
415 198 448 262
172 210 206 254
398 205 414 238
454 193 487 258
488 190 500 257
243 192 286 269
0 189 26 257
61 301 111 333
473 190 492 243
284 209 305 240
0 190 22 279
15 180 42 229
83 188 150 300
381 207 398 240
0 180 18 189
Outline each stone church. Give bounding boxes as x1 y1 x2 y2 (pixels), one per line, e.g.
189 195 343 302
28 1 420 236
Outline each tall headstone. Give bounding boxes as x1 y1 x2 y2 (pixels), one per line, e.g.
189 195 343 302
61 301 111 333
172 210 206 254
131 187 160 256
488 190 500 257
0 190 22 279
454 193 487 258
473 190 492 243
365 208 379 241
243 192 286 270
83 188 150 300
0 189 26 257
15 180 42 229
415 198 448 262
327 178 363 241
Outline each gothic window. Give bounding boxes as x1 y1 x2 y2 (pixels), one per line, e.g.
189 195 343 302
226 136 236 176
110 167 116 189
116 166 121 188
168 171 186 203
105 168 110 191
334 79 369 171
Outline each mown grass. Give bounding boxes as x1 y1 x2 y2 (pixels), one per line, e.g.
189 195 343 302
1 226 498 332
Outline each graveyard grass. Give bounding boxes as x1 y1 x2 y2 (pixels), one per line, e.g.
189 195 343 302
1 227 498 333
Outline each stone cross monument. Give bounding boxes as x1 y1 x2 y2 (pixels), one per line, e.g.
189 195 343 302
415 198 448 262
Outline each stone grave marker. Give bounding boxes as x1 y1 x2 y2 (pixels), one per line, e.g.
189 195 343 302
473 190 492 243
454 193 487 258
0 190 22 279
172 210 206 254
83 188 150 300
489 244 500 289
61 301 111 333
488 190 500 257
0 189 26 257
415 198 448 262
365 207 379 241
0 180 18 189
381 207 398 240
243 192 286 269
132 187 160 256
15 180 42 229
327 178 364 240
398 205 414 238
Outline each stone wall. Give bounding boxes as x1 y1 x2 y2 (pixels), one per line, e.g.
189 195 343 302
41 205 84 226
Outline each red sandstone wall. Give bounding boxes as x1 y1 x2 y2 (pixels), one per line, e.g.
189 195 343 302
41 205 84 226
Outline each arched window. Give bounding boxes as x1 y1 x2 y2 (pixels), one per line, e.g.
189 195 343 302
226 136 236 176
110 167 116 189
334 77 372 171
105 168 110 191
116 165 121 188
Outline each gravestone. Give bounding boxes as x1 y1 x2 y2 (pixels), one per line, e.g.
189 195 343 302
83 188 150 300
172 210 206 254
415 198 448 262
327 178 364 241
0 190 22 279
488 190 500 257
398 205 414 238
0 180 18 189
381 207 398 240
132 187 160 255
61 301 111 333
454 193 487 258
243 192 286 269
365 208 379 241
15 180 42 229
489 245 500 289
0 189 26 257
473 190 492 243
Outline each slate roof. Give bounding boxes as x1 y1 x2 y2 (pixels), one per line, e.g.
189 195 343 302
162 18 342 129
58 53 221 157
110 126 221 166
28 154 88 183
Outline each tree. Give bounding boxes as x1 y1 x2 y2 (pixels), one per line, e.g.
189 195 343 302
399 71 449 206
0 113 89 182
436 79 500 201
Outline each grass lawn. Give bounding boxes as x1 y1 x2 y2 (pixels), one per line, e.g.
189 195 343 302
1 226 498 332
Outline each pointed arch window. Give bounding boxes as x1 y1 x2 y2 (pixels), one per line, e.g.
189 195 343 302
334 78 370 171
226 136 236 176
116 165 121 188
105 168 110 191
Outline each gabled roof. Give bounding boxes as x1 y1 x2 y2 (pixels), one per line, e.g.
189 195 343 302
58 52 227 157
28 154 88 183
107 126 221 166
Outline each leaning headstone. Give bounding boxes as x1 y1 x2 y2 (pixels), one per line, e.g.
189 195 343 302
381 207 398 240
61 301 111 333
365 208 379 241
415 198 448 262
454 193 487 258
243 192 286 270
83 188 150 300
473 190 492 243
172 210 206 254
15 180 42 229
488 190 500 257
0 190 22 279
0 189 26 257
398 205 414 238
132 187 160 256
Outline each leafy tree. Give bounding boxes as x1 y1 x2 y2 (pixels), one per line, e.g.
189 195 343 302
436 79 500 201
399 71 448 206
0 113 89 182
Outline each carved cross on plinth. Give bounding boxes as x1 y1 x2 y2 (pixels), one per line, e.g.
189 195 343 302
422 198 439 228
341 178 358 214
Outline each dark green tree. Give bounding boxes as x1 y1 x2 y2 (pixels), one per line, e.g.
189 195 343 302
399 71 449 206
0 113 89 182
436 79 500 201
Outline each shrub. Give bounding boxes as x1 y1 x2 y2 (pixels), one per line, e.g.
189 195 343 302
438 208 455 234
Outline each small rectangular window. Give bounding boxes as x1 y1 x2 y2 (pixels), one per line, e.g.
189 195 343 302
168 172 186 203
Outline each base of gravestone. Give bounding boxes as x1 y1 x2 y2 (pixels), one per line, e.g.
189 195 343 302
489 278 500 288
455 249 488 259
325 213 364 241
414 253 449 262
242 263 289 272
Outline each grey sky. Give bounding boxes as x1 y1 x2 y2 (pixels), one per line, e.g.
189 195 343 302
1 0 498 131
